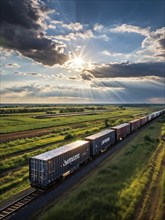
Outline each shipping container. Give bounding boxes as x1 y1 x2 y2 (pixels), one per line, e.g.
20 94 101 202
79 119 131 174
29 140 90 189
85 129 115 157
140 116 148 126
153 111 160 118
129 119 140 132
161 109 165 114
157 111 161 116
152 112 157 119
111 123 130 141
147 113 155 121
156 112 159 117
160 110 163 115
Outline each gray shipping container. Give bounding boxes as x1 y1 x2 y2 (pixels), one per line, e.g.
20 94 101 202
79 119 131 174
129 119 140 132
112 123 130 141
147 113 155 121
29 140 90 189
152 111 160 118
152 112 157 119
85 129 115 157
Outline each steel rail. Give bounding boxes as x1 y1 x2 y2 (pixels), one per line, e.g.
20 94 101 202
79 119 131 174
0 190 42 220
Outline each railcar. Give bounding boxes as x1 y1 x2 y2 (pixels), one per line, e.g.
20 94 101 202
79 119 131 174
111 123 130 141
147 113 155 121
85 129 115 157
140 116 148 126
29 109 164 190
29 140 90 189
129 119 141 132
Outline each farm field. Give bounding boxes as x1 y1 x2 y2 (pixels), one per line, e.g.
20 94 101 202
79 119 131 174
40 114 165 220
0 104 164 211
0 105 156 134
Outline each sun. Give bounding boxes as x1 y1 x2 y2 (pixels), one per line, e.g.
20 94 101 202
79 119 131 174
66 51 94 71
72 57 84 68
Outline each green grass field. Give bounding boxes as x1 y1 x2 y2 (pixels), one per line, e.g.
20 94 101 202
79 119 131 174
0 121 104 203
0 107 152 133
40 115 165 220
0 105 164 211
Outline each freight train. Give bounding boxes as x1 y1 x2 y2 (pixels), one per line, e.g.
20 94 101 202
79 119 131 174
29 109 165 190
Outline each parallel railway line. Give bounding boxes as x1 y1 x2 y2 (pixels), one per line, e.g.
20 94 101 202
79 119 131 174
0 190 42 220
0 113 138 143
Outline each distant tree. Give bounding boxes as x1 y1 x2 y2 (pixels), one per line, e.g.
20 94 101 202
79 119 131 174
64 133 74 140
105 119 110 127
110 119 115 126
118 105 126 110
46 111 55 114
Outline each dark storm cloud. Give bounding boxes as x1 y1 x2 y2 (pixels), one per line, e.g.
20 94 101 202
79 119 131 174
90 79 164 103
1 0 42 29
86 62 164 79
0 0 68 65
157 38 165 57
158 38 165 48
80 72 94 81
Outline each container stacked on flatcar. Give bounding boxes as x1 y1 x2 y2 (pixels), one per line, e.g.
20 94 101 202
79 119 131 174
29 140 90 189
85 129 115 157
111 123 130 141
129 119 141 132
147 114 154 121
152 112 156 119
29 108 165 190
162 109 165 114
140 116 148 126
153 111 161 118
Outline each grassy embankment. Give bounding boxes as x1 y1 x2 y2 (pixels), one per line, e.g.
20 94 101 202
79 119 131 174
40 115 165 220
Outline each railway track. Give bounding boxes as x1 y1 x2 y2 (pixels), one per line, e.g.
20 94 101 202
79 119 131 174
0 116 163 220
0 113 136 143
0 190 42 220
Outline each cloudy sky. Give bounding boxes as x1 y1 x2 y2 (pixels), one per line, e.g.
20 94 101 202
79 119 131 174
1 0 165 104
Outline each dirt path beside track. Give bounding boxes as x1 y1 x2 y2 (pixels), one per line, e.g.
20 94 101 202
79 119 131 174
134 138 165 220
0 127 55 143
0 114 131 143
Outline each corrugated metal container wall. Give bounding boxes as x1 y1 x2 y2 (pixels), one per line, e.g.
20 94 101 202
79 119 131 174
162 109 165 114
151 113 155 120
153 112 159 118
129 119 140 132
46 141 90 185
29 141 90 188
148 114 153 121
140 116 148 126
155 112 158 117
112 123 130 141
85 129 115 157
29 158 48 187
